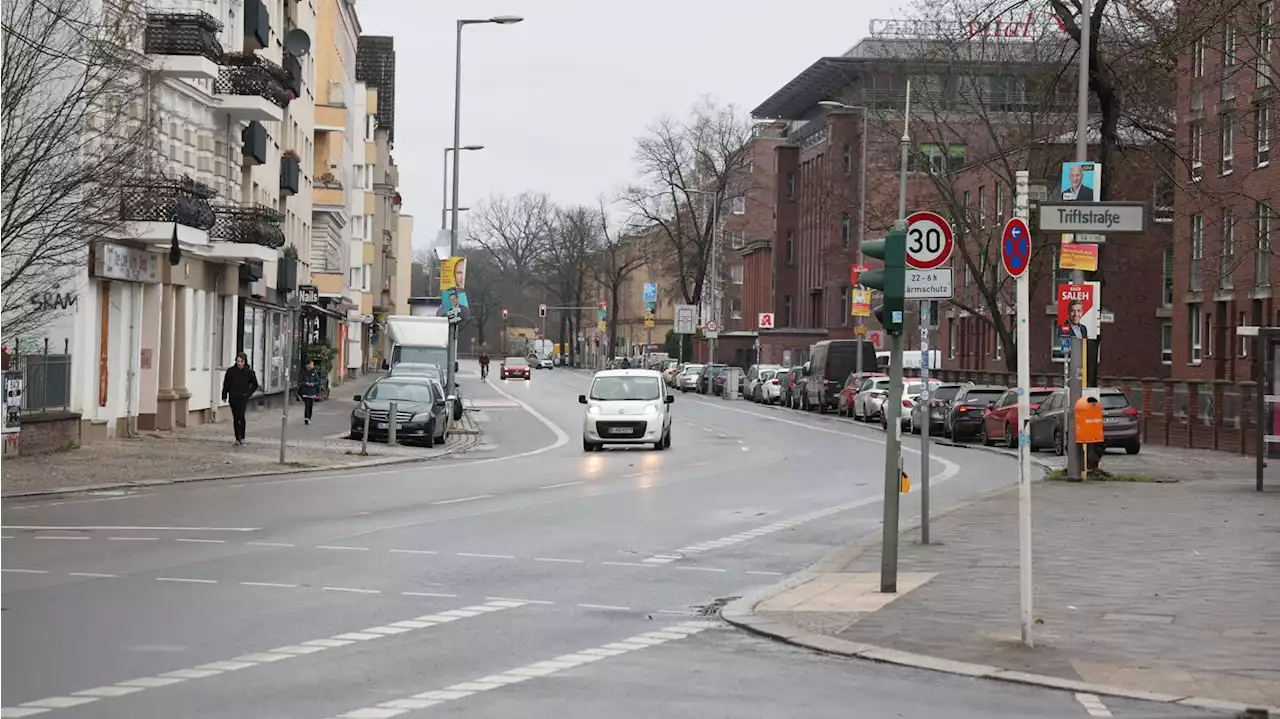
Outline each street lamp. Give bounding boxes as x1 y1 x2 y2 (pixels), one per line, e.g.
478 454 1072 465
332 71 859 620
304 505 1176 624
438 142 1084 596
447 14 522 396
441 145 483 230
819 100 871 380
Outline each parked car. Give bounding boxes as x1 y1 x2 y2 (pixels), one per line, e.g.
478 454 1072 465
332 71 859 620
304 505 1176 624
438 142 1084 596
804 340 880 414
879 382 930 433
751 368 784 403
389 362 445 384
851 376 894 421
980 386 1057 448
838 372 887 417
663 362 682 387
349 376 451 447
781 366 805 408
744 364 782 402
910 382 964 435
676 364 704 392
943 385 1007 440
1028 388 1141 455
500 356 531 380
698 364 729 395
579 369 674 451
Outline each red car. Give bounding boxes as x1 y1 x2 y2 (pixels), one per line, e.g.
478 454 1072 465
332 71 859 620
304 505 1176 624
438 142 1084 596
500 356 531 380
981 386 1056 447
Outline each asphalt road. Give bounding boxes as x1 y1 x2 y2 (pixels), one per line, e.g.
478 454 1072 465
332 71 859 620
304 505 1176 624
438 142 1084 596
1 362 1226 718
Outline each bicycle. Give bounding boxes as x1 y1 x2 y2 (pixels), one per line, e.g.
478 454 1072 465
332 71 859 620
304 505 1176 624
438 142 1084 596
480 363 489 381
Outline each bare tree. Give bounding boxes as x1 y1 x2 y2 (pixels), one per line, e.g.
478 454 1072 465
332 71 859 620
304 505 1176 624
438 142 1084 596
468 192 554 282
455 247 503 350
621 98 755 310
534 205 601 361
2 0 155 340
593 208 650 352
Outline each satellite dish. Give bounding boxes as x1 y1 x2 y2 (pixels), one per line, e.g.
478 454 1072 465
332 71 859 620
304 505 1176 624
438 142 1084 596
284 28 311 57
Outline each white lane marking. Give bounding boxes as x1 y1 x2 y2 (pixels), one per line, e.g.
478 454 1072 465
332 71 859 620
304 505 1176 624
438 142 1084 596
746 570 784 576
240 581 298 588
486 597 555 605
315 545 372 551
431 495 492 506
1 568 48 574
389 549 438 555
32 535 88 540
401 592 458 598
456 552 514 559
155 577 217 584
1074 693 1113 717
328 620 719 718
577 603 630 611
3 493 151 512
68 572 117 578
1 525 259 532
108 537 159 541
534 557 583 564
0 599 524 718
323 586 381 594
174 538 228 544
538 481 585 490
677 566 728 573
600 561 655 568
246 541 295 547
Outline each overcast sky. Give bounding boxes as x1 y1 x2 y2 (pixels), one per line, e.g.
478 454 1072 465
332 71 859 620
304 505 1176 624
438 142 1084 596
353 0 908 251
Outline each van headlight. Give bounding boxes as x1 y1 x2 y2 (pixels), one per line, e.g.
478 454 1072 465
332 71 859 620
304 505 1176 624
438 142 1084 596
644 402 660 415
587 404 602 415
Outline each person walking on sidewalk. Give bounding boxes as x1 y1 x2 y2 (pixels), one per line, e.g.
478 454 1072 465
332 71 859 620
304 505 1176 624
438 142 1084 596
298 359 323 425
221 352 259 446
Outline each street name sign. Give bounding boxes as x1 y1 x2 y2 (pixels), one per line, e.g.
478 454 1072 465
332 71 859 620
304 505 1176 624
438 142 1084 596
905 268 954 299
1036 202 1147 234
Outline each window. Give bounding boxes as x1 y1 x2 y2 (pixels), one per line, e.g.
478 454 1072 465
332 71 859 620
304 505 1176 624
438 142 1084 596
1222 208 1236 288
731 230 746 249
350 267 360 287
995 184 1005 220
994 332 1002 361
1257 103 1271 165
785 230 794 265
1258 201 1274 284
947 318 956 358
843 144 852 174
362 264 372 292
1189 303 1203 363
784 295 793 326
1220 114 1234 173
977 185 987 225
1190 122 1204 178
1191 213 1205 285
840 286 849 325
1162 246 1175 304
1224 23 1237 72
1260 1 1274 86
1193 35 1205 77
1161 323 1173 364
1239 312 1251 357
841 212 851 248
730 297 742 320
1206 311 1215 358
731 197 746 215
731 264 744 285
912 143 964 174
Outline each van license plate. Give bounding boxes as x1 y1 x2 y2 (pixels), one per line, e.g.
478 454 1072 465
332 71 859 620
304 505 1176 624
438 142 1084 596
375 422 388 430
608 427 631 435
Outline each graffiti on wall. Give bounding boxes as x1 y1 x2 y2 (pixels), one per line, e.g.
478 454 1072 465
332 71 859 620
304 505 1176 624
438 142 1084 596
30 290 77 312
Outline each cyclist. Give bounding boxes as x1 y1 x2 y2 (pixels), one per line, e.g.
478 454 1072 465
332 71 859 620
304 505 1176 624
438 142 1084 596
478 352 490 380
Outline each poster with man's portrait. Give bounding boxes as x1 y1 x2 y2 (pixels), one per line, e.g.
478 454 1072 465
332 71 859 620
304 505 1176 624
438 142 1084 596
1052 282 1101 362
1059 161 1101 202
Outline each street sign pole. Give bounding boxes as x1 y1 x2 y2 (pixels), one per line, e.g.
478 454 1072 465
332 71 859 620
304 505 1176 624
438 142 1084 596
919 300 931 545
1013 172 1035 648
1067 0 1093 486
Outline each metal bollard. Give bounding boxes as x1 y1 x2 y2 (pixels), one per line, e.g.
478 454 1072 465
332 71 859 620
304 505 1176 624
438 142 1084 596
388 401 397 447
361 411 371 456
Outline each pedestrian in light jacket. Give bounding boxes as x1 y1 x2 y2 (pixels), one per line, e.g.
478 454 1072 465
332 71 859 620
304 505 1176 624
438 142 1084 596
222 352 259 445
298 359 323 425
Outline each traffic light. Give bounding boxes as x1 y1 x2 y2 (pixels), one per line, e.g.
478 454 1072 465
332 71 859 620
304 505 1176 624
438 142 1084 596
859 226 906 335
538 303 547 318
502 308 508 320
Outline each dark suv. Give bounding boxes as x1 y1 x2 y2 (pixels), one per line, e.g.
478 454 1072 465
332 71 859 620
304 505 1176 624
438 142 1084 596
698 364 729 395
943 384 1007 440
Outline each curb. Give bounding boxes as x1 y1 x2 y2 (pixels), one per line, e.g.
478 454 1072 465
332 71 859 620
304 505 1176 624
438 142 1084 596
720 485 1276 718
1 431 482 500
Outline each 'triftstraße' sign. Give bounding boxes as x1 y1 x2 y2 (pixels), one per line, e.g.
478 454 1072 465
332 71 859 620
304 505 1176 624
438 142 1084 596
1036 202 1147 234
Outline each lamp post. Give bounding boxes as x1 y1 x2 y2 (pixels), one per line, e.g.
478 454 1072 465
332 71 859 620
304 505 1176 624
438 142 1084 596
441 145 483 230
818 100 871 381
447 14 522 396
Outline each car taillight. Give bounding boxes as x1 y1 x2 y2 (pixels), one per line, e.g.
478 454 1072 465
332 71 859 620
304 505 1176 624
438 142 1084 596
957 406 969 413
1029 403 1041 411
903 399 913 407
1123 408 1138 416
770 379 779 385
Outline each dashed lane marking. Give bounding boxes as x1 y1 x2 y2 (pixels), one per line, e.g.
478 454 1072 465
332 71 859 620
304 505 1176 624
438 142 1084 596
1 568 48 574
533 557 583 564
1 525 259 532
431 495 492 506
538 481 585 490
389 549 438 555
316 545 372 551
0 600 525 718
455 552 515 559
577 603 631 611
32 535 88 541
246 541 295 547
325 621 721 718
1074 693 1113 717
174 538 227 544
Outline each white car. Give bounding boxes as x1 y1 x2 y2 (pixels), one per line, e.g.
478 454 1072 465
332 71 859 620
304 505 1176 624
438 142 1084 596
533 356 554 369
852 377 894 421
675 364 704 392
758 369 784 404
580 369 674 451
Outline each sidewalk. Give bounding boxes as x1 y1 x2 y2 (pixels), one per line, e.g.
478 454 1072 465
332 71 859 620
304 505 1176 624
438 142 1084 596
726 464 1280 713
2 372 479 497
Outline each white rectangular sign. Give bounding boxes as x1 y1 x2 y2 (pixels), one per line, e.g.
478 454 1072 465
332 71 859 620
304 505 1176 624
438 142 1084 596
757 312 775 329
1037 203 1147 233
674 304 697 334
905 268 954 299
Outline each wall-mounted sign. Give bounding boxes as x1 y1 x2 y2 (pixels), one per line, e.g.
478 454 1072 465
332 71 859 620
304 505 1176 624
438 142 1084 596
94 242 160 283
298 284 319 304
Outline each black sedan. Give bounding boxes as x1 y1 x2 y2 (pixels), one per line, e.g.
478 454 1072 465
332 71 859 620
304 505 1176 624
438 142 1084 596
942 385 1006 441
349 376 451 447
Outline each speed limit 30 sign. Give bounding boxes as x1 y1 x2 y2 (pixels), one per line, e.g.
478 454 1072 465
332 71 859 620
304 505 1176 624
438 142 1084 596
905 211 955 270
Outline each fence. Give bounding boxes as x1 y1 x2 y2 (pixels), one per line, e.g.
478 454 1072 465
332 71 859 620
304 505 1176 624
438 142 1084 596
928 368 1266 456
14 352 73 414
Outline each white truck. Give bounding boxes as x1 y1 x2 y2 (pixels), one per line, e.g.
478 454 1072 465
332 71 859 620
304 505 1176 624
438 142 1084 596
385 315 451 370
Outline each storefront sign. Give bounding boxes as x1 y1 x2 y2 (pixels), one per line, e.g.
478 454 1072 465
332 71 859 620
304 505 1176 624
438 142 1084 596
298 284 319 304
94 243 160 283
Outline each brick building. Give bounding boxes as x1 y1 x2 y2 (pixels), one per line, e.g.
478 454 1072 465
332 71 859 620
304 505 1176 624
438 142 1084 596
728 121 788 331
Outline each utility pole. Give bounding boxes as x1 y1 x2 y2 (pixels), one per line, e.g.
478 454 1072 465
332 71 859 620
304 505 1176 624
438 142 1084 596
1014 171 1035 647
1066 0 1093 482
919 300 932 544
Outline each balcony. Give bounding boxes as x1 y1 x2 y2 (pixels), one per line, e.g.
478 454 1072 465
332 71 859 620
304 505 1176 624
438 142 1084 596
120 176 217 230
211 203 286 249
244 0 269 51
313 173 343 209
215 53 291 122
283 54 303 99
145 11 223 80
280 153 301 196
241 121 267 166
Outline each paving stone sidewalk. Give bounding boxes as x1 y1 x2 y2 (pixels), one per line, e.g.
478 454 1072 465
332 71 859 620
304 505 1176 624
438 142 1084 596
1 372 479 496
754 471 1280 708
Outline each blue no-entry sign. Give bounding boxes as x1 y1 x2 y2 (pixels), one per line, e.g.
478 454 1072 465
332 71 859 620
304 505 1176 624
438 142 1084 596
1001 218 1031 278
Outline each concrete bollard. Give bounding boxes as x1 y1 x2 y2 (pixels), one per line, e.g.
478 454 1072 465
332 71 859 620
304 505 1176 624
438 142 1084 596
388 401 397 447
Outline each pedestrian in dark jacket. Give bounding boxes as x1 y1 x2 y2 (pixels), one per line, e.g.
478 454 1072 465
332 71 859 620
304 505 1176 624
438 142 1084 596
221 352 259 445
298 360 323 425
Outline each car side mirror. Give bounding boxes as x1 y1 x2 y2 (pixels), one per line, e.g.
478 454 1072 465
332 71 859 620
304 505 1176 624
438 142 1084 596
434 399 446 409
665 395 675 404
353 395 362 401
578 394 587 404
455 361 460 373
447 394 457 404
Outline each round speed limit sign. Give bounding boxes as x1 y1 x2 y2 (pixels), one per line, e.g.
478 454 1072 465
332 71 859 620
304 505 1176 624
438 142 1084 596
905 211 955 270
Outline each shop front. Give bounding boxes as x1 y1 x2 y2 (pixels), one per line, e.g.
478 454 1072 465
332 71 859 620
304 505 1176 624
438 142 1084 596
239 299 293 399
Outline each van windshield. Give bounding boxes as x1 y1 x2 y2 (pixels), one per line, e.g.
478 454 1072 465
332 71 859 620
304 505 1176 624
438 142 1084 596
590 376 661 401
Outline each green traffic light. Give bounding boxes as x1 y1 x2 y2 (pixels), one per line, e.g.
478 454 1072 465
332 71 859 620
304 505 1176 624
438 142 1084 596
859 228 906 335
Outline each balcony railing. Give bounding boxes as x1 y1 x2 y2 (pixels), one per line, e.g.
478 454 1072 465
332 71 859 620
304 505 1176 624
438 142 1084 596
145 11 224 62
215 53 292 108
211 203 286 248
120 176 217 230
280 154 301 196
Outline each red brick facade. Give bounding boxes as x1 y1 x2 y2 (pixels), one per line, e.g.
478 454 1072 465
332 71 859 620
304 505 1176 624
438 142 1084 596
723 124 787 332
